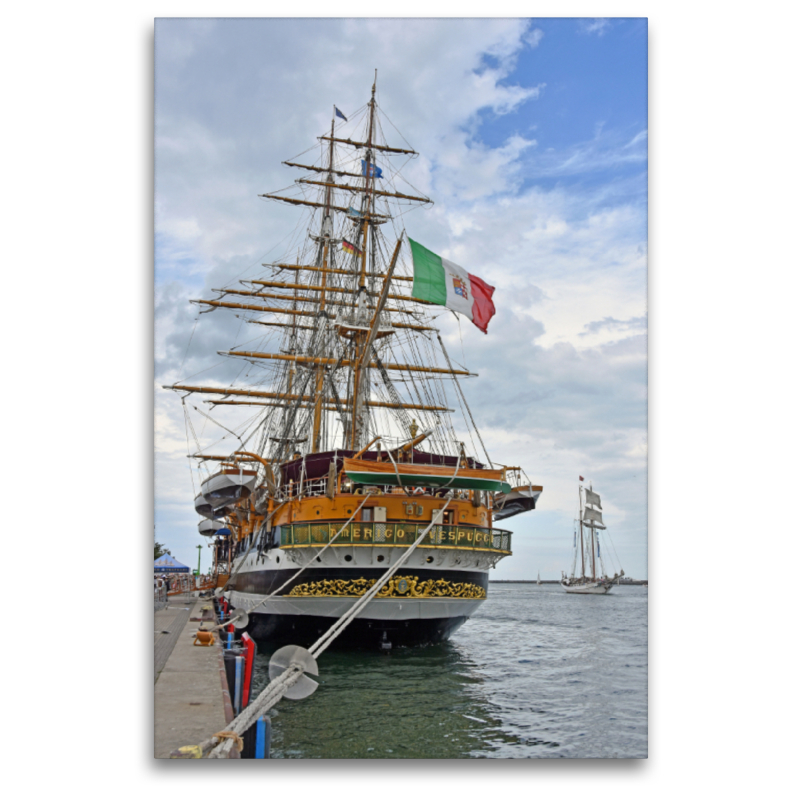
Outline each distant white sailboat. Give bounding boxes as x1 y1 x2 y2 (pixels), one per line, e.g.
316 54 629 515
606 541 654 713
537 571 541 585
561 481 623 594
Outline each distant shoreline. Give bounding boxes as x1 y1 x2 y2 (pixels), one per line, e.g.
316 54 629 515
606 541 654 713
490 579 649 586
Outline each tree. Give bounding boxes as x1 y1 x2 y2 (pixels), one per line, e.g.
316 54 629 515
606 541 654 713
154 539 171 560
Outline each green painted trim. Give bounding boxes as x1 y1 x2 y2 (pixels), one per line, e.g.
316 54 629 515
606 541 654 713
280 521 513 555
280 543 512 555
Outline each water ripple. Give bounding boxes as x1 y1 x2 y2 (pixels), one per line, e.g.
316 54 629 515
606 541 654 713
249 584 647 758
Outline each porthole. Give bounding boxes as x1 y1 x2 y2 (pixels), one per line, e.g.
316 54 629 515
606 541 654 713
377 555 385 563
344 554 353 562
276 556 280 564
426 556 434 564
316 556 322 562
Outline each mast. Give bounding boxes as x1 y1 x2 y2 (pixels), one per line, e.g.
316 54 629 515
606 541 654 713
310 115 336 453
350 72 378 449
589 482 597 580
579 484 585 579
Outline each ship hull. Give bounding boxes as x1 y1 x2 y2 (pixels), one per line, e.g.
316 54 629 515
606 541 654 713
226 560 490 648
561 580 613 594
234 595 475 648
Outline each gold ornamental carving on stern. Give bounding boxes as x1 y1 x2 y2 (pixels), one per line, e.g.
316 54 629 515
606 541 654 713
286 575 486 599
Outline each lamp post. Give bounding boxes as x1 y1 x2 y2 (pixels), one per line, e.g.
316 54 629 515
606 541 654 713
196 544 202 576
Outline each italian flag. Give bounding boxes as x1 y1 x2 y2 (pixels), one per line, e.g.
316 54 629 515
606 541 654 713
408 238 497 333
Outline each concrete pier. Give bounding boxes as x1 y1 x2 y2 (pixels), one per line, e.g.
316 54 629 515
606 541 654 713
154 595 235 758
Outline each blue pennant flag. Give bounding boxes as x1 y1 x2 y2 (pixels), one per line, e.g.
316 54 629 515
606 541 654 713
361 159 383 179
347 206 364 219
335 106 347 122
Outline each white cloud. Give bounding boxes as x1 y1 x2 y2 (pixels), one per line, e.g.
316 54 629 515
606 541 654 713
580 19 612 37
524 27 545 49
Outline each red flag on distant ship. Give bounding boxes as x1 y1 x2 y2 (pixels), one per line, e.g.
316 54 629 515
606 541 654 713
579 476 584 481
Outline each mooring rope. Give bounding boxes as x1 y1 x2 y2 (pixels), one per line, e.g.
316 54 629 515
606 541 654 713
200 498 452 759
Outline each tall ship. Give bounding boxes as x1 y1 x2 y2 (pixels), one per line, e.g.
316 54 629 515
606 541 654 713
561 481 623 594
164 78 542 647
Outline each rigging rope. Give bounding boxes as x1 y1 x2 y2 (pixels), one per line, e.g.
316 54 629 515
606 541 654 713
181 398 198 496
178 317 200 380
437 333 493 467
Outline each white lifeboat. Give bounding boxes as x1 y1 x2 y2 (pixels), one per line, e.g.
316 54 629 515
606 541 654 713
201 468 259 509
198 519 225 537
493 484 543 521
195 493 233 520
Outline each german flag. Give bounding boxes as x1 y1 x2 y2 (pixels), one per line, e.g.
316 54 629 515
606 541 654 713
342 239 363 257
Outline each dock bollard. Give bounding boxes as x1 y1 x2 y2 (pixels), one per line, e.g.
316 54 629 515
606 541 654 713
255 716 272 759
234 656 244 714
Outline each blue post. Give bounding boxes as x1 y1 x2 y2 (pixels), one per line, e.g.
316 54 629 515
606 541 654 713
255 716 272 759
226 631 232 650
234 656 244 714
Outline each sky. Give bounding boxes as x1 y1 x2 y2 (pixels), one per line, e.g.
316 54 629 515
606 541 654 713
154 17 648 579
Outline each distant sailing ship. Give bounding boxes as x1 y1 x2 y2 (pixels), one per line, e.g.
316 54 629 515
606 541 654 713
165 77 543 647
561 481 623 594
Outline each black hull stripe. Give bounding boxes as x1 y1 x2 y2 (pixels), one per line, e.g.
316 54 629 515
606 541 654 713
245 612 469 648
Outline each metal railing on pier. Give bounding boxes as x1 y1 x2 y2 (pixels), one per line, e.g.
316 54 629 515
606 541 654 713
154 579 168 610
157 573 218 598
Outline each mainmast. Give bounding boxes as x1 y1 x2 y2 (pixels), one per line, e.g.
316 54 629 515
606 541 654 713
579 485 585 579
349 75 378 449
590 484 597 580
310 116 336 453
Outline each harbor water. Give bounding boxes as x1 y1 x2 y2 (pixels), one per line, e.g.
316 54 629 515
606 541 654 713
248 583 647 758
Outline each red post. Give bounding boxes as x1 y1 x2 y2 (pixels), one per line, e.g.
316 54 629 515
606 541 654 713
241 633 257 706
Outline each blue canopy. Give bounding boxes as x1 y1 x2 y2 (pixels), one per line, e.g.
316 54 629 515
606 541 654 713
154 554 191 573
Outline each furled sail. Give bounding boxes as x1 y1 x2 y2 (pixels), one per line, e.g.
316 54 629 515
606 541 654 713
584 488 602 508
583 506 606 528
